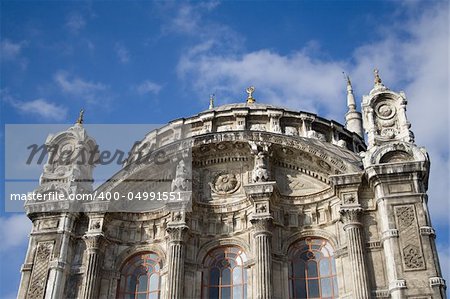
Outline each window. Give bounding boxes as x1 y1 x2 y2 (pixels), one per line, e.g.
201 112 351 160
202 246 248 299
289 238 338 299
117 252 161 299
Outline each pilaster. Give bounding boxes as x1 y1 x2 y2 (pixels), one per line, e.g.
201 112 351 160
166 212 189 299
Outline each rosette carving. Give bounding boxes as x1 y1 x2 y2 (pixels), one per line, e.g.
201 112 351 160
209 173 240 195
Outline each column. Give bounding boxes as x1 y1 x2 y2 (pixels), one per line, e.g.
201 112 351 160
251 217 273 299
166 224 189 299
46 213 77 299
82 234 104 299
340 206 371 299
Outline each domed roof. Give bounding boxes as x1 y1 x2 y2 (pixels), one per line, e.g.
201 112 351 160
208 102 280 112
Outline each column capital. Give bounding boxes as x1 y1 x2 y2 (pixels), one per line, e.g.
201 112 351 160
83 233 106 251
340 204 364 228
166 224 189 243
250 216 272 234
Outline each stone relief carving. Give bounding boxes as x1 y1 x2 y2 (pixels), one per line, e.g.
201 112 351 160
275 167 328 197
403 244 425 269
375 101 399 139
209 173 240 195
171 160 191 191
285 126 298 136
396 206 415 228
395 205 425 271
27 241 54 299
252 151 270 182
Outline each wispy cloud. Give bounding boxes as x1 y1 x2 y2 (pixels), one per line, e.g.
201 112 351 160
54 71 109 104
160 1 220 36
1 39 28 69
1 39 26 60
1 89 67 121
0 214 31 252
66 12 87 33
134 80 162 95
114 42 130 64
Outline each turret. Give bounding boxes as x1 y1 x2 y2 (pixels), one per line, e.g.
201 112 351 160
344 74 364 138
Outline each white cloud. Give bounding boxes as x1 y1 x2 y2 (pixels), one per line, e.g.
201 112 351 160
54 71 109 104
114 42 130 64
14 99 68 121
1 89 68 121
1 39 25 61
177 2 449 224
160 1 220 36
134 80 162 95
0 214 31 252
66 12 86 33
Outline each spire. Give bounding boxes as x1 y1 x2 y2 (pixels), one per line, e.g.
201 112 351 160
343 73 364 138
246 86 256 104
209 94 215 109
344 72 356 111
76 108 84 125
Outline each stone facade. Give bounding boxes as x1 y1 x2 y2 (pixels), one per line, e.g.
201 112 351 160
17 75 446 298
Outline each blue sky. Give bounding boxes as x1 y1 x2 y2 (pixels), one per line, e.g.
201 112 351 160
1 1 449 297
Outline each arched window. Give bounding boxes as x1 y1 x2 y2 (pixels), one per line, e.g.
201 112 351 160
289 238 338 299
117 252 162 299
202 246 248 299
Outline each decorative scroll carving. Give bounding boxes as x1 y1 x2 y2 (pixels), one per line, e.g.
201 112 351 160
27 241 54 299
403 244 424 269
394 205 425 271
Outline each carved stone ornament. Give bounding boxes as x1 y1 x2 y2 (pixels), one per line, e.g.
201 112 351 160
171 160 191 191
396 206 415 229
27 241 53 299
250 217 272 233
403 244 425 269
166 225 189 242
340 206 363 226
209 173 240 195
252 151 270 182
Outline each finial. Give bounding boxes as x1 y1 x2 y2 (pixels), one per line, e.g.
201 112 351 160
343 72 352 88
246 86 255 104
76 108 84 125
374 68 382 85
209 94 215 109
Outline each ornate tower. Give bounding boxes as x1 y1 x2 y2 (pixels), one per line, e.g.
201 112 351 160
361 70 446 298
18 115 99 299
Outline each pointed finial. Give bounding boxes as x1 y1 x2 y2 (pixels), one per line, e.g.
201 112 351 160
246 86 255 104
343 72 352 89
76 108 84 125
374 68 382 85
209 94 215 109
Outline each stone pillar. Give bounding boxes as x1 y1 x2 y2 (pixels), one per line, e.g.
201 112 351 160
330 173 371 298
82 234 104 299
244 181 275 299
251 217 273 299
166 223 189 299
340 206 371 299
46 213 77 299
